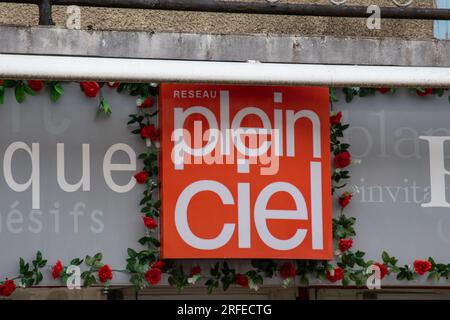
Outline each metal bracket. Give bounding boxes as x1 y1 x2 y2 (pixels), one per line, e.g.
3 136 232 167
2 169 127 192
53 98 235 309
38 0 54 25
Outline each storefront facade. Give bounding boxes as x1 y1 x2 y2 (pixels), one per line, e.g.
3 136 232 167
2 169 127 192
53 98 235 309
2 2 450 300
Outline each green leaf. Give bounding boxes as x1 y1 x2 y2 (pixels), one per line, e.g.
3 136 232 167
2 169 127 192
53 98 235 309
222 278 231 291
70 258 83 266
435 88 445 97
85 255 94 266
53 82 63 94
39 259 47 268
84 274 97 287
23 84 37 96
15 84 25 103
382 251 390 264
342 276 350 286
299 274 309 285
19 258 26 274
138 237 149 245
428 257 436 267
343 87 358 103
36 272 43 284
138 153 148 160
93 252 103 261
358 88 376 97
221 261 231 275
50 83 63 102
329 88 339 103
416 87 425 93
127 248 138 258
211 262 220 277
0 86 5 104
99 99 112 115
3 80 17 88
148 237 160 247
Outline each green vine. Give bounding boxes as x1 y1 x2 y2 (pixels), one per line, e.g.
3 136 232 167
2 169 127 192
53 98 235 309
0 82 446 297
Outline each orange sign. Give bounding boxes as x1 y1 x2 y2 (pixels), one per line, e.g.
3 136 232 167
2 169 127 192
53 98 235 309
160 84 332 259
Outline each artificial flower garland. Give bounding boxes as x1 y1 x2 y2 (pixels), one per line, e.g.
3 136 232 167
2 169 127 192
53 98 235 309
0 80 447 298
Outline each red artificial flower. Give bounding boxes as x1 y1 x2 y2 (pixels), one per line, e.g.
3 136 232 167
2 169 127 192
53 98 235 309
377 88 390 94
279 262 297 280
338 193 352 209
107 82 120 88
0 80 3 86
374 262 389 280
145 267 161 285
338 238 353 252
334 151 351 169
0 280 16 297
98 264 113 283
235 274 249 288
416 88 433 97
52 260 63 279
413 260 432 275
326 267 344 283
139 97 153 109
27 80 44 92
143 216 158 229
80 82 100 98
134 171 149 184
190 266 201 277
152 260 166 270
140 124 158 141
330 112 342 126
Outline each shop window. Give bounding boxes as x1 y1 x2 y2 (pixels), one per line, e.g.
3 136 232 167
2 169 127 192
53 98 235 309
435 0 450 39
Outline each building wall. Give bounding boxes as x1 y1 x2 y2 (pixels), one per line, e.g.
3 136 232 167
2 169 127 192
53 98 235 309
0 0 435 39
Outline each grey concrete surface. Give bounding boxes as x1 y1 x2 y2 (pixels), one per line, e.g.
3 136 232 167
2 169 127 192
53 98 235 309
1 26 450 66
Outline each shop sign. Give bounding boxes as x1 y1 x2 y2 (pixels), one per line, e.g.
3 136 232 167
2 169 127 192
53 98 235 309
160 84 332 259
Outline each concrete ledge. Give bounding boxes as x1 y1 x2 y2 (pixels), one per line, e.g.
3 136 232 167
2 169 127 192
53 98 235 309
1 25 450 66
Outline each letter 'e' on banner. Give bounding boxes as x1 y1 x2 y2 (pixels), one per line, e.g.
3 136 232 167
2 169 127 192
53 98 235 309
159 84 332 260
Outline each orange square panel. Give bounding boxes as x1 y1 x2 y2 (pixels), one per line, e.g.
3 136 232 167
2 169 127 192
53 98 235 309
159 84 332 260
